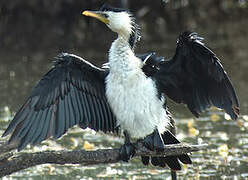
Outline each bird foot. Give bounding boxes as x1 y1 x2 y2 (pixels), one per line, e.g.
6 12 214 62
143 129 165 152
119 142 136 162
119 130 136 162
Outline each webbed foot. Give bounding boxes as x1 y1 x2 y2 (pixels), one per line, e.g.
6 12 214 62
119 141 136 162
119 131 136 162
141 129 192 170
143 129 164 151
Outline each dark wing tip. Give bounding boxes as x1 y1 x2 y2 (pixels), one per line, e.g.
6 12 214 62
231 106 240 120
2 129 9 137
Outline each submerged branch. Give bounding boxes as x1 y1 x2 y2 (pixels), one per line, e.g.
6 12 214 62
0 142 207 177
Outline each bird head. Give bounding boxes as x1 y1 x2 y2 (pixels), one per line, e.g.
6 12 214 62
82 4 139 45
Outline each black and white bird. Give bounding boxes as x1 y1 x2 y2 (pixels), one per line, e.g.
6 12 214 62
2 4 239 170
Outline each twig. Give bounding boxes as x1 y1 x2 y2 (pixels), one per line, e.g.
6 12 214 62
0 142 207 177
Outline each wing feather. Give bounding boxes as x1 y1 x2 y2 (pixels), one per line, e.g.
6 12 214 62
2 53 117 150
153 32 239 119
32 110 48 144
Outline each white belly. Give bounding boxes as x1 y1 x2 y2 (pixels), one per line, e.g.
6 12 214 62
105 70 169 138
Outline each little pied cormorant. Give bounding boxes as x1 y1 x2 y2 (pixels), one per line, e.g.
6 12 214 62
2 4 239 170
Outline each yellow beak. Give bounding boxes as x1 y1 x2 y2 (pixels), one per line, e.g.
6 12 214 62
82 11 109 24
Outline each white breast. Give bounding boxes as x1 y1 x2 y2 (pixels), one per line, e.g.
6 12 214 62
105 38 169 138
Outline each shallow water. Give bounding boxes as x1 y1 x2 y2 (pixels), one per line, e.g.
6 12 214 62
1 108 248 179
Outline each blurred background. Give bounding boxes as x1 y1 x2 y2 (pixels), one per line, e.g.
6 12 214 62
0 0 248 179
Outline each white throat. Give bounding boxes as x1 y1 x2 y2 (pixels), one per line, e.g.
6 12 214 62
108 36 141 75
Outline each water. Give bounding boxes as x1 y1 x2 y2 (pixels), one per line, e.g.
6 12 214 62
1 110 248 179
1 2 248 179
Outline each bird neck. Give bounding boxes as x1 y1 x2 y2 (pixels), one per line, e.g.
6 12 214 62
118 32 132 43
108 36 142 74
109 36 134 63
117 25 139 50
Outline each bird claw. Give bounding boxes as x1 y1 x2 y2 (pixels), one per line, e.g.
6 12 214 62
119 142 136 162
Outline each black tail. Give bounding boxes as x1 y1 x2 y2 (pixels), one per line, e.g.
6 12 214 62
162 131 192 169
141 131 192 170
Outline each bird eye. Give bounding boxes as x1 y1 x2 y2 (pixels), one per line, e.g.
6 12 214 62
103 14 109 18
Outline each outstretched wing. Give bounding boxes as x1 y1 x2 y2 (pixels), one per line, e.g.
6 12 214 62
2 53 117 150
153 31 239 119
